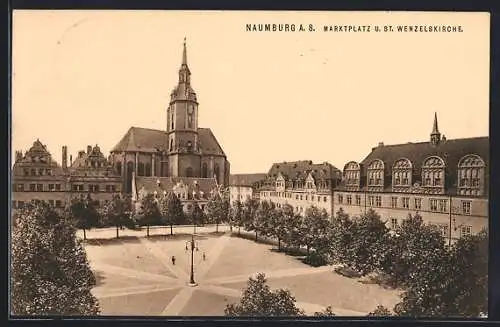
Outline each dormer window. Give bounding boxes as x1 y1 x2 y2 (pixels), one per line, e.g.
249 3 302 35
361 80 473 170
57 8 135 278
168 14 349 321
421 156 446 194
457 154 485 196
367 159 384 188
392 158 413 191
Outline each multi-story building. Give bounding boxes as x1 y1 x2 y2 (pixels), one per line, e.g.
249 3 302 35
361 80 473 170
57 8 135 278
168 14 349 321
108 39 230 195
12 139 67 211
333 113 489 242
11 140 122 213
229 173 267 204
259 161 342 216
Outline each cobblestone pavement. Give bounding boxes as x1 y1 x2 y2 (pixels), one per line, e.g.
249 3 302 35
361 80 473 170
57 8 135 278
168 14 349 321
84 227 399 316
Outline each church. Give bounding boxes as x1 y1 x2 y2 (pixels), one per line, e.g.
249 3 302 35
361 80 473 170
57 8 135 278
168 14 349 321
108 39 230 208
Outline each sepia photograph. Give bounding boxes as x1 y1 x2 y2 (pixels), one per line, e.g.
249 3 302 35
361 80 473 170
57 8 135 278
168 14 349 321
10 10 489 318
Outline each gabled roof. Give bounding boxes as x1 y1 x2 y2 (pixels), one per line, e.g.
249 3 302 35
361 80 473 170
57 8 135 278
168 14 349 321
229 173 267 187
111 126 225 156
266 160 341 180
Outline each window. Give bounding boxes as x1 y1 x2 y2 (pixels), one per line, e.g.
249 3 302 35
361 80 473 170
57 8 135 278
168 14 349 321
338 194 343 204
16 184 25 192
375 196 382 207
24 168 29 176
355 195 361 205
295 194 299 200
430 199 438 212
138 163 145 176
55 200 62 208
38 168 44 176
402 197 410 209
31 168 36 176
390 218 398 229
12 201 16 209
346 195 352 205
457 155 485 196
106 185 111 192
462 201 471 215
36 184 43 191
47 169 52 176
300 195 303 200
367 160 384 186
460 225 472 238
438 199 447 212
391 197 398 208
29 184 36 191
18 201 25 208
116 162 122 175
48 200 55 207
368 196 375 206
323 196 327 202
421 156 445 191
48 184 55 191
305 195 308 201
414 198 422 210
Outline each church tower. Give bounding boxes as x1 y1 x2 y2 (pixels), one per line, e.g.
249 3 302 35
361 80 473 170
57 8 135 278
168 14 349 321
430 112 441 147
167 38 201 177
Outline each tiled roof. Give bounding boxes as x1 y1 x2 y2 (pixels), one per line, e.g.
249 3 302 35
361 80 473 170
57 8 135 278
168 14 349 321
266 160 341 180
13 139 65 176
358 136 489 194
229 173 267 187
135 176 218 195
111 126 225 156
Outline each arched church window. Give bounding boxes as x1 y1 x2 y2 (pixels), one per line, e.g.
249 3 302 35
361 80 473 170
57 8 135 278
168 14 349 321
145 163 152 176
138 162 145 176
116 162 122 175
126 161 134 193
170 139 174 151
214 164 220 184
202 163 208 178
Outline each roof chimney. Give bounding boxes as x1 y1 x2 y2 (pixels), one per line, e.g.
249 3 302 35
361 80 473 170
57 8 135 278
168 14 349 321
378 142 384 147
87 145 92 154
70 154 73 165
62 146 68 169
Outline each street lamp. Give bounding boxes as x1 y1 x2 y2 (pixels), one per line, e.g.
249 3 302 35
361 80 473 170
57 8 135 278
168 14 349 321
187 233 198 287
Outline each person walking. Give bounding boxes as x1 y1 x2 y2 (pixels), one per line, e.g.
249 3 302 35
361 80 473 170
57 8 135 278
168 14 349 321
171 256 176 265
202 252 206 261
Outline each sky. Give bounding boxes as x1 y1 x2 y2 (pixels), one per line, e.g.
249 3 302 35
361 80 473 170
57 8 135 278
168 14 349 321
12 11 489 173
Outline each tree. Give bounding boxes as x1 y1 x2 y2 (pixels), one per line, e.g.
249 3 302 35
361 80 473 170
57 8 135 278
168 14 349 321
137 194 161 238
189 203 206 227
380 213 447 288
100 194 128 238
300 206 331 265
158 192 184 236
314 306 336 317
242 197 260 240
224 273 304 317
272 204 293 251
329 208 355 265
66 194 99 240
229 200 244 235
345 209 389 276
254 200 275 239
367 305 392 317
205 192 229 233
394 228 488 318
11 201 99 315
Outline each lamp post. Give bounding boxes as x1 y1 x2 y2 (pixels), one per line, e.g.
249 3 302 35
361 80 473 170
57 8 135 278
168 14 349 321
188 233 197 286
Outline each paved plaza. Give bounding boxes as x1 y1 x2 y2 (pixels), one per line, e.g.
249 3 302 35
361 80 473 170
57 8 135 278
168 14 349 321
82 226 400 316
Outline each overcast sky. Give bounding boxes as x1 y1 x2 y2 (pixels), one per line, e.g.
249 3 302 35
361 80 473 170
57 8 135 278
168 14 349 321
12 11 489 173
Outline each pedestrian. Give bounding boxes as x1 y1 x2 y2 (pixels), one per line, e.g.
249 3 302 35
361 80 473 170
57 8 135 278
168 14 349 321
202 252 206 261
185 244 188 251
171 256 176 265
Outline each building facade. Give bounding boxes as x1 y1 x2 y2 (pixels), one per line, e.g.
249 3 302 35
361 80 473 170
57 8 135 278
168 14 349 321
333 114 489 242
109 39 230 195
229 173 267 204
259 161 342 216
12 140 122 212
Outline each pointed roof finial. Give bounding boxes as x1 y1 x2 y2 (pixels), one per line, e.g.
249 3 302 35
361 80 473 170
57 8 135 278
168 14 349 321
432 111 440 135
182 37 187 66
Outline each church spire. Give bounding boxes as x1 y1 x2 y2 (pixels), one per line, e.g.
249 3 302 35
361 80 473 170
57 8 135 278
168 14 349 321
430 112 441 147
178 37 191 85
182 37 187 66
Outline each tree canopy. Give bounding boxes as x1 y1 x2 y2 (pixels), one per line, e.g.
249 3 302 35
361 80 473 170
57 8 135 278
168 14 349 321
224 273 304 317
11 201 99 315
